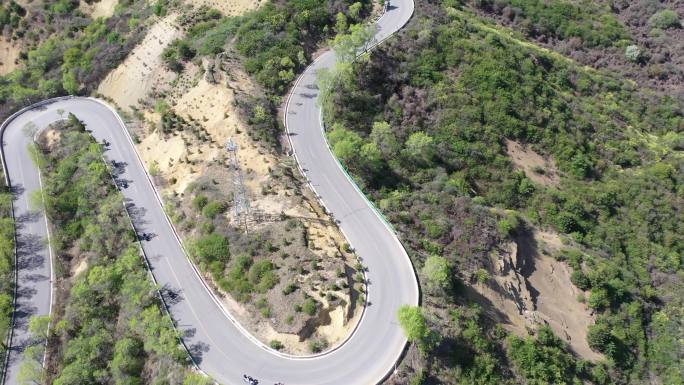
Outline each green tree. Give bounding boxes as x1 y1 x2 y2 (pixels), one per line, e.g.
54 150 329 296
422 255 451 292
335 12 348 33
190 233 230 264
370 121 399 157
329 124 363 163
18 345 45 385
332 23 376 62
62 70 79 94
111 337 144 385
349 2 363 21
29 315 51 341
403 132 435 166
359 142 384 175
398 305 429 344
587 322 612 353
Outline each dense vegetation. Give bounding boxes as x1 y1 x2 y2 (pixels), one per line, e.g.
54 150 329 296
27 116 195 384
462 0 630 47
324 1 684 384
0 0 152 120
0 175 13 374
164 176 345 349
0 0 25 34
463 1 684 107
159 0 375 151
172 0 373 93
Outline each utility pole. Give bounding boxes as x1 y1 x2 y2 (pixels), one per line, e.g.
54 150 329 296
226 137 250 232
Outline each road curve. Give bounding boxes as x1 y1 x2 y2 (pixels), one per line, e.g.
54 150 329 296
0 1 416 384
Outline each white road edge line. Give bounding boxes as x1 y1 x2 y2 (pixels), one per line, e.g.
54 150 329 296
0 2 419 383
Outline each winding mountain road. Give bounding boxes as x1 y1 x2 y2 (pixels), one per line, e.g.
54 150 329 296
0 1 416 384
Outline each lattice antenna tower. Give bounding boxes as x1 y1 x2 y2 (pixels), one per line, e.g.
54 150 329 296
226 138 250 232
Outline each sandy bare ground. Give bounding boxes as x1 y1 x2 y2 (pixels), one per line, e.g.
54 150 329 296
0 39 21 75
506 139 560 187
472 230 601 361
527 231 602 361
79 0 118 19
172 70 363 333
97 14 182 111
96 0 360 353
131 61 363 353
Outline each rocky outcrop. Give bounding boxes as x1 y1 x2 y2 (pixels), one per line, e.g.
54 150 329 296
470 231 602 361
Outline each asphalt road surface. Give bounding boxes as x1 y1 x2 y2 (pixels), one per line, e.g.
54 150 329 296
0 1 416 384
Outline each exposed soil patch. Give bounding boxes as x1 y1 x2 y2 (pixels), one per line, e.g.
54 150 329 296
0 39 21 75
469 229 602 362
79 0 118 19
523 231 601 361
97 14 182 111
107 42 364 353
505 139 560 187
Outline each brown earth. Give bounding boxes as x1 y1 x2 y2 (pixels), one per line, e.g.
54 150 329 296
469 229 602 362
97 14 182 111
0 39 21 76
98 3 365 351
506 139 560 187
78 0 118 19
159 67 365 353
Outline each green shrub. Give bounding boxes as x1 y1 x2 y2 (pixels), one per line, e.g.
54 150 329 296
422 255 451 292
162 39 196 72
183 373 214 385
587 322 613 353
202 201 227 219
191 233 230 264
625 45 642 62
308 339 328 353
192 195 208 210
649 9 680 29
256 297 271 317
570 270 591 291
480 0 630 47
302 298 317 316
508 326 583 384
270 340 284 350
282 282 298 295
248 260 278 293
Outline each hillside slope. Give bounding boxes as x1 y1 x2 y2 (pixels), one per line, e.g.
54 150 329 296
321 1 684 384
